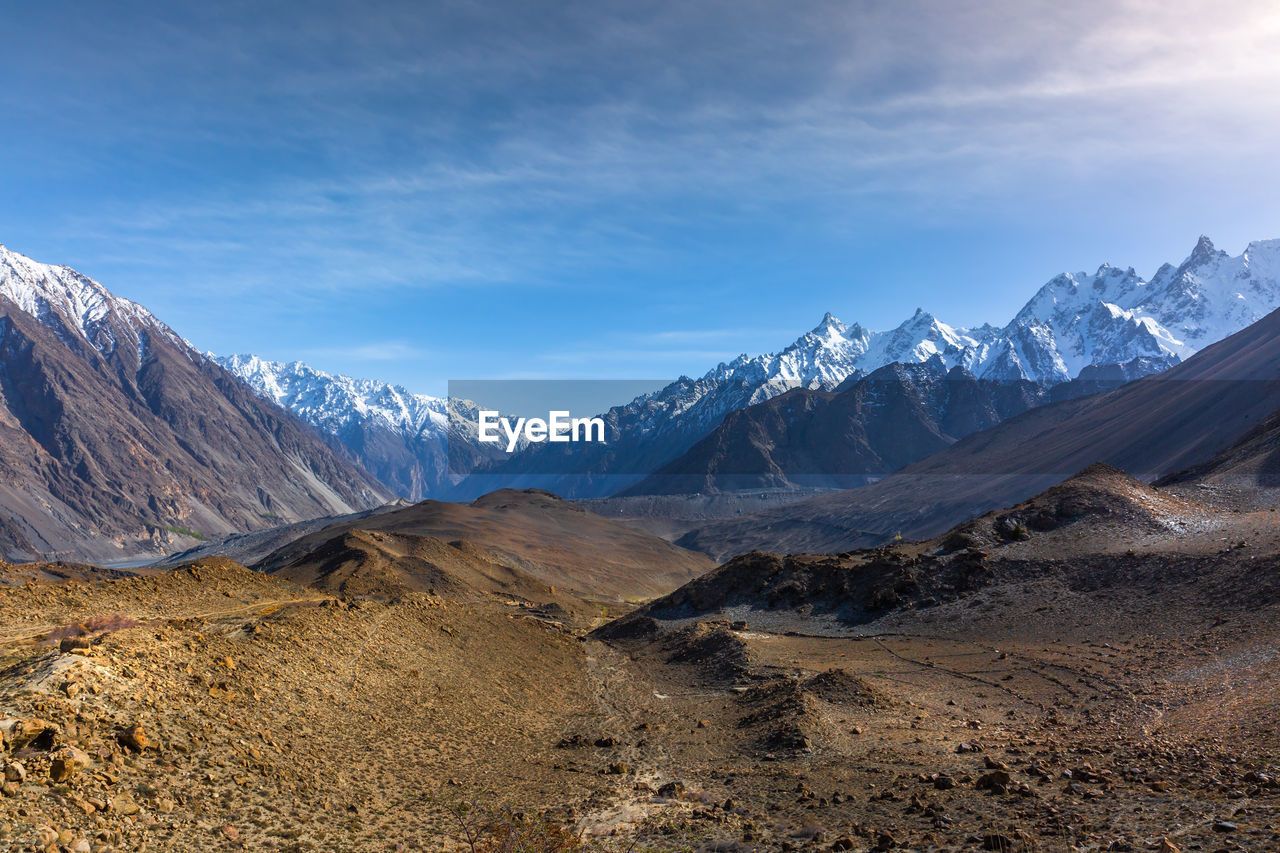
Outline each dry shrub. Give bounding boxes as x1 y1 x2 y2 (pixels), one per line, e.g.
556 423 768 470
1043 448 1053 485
44 613 139 644
448 802 581 853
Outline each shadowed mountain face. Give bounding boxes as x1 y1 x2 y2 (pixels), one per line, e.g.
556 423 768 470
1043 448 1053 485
1156 407 1280 500
0 245 392 562
617 362 1109 495
678 305 1280 560
254 488 714 601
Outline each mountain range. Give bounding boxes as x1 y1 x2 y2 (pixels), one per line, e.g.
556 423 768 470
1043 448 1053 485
0 243 391 561
453 235 1280 497
0 234 1277 561
678 301 1280 559
218 236 1280 502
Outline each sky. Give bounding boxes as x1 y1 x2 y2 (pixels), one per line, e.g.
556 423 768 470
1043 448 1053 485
3 0 1280 396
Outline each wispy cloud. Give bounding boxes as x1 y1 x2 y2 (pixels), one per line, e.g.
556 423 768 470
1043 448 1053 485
6 0 1280 388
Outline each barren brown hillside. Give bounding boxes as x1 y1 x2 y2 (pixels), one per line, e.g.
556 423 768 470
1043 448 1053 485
0 466 1277 850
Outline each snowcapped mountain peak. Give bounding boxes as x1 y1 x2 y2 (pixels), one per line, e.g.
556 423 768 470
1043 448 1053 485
215 354 447 436
0 243 177 362
814 308 844 327
670 236 1280 397
1188 234 1223 265
800 312 864 352
1135 235 1280 352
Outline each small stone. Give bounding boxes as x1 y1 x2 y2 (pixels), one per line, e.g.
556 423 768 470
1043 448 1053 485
118 724 151 753
830 836 855 851
1157 840 1180 853
220 824 239 841
3 763 25 784
110 793 141 816
36 826 57 848
934 774 956 790
656 781 685 798
697 719 710 728
49 747 91 783
1212 820 1236 833
976 770 1011 792
70 841 92 853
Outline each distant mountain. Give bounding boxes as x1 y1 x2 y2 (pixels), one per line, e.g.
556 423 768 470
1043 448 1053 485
620 361 1058 494
216 356 443 500
209 236 1280 501
478 236 1280 497
0 244 392 562
213 355 512 500
678 302 1280 560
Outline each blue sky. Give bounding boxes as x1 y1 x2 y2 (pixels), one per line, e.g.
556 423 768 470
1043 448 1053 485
3 0 1280 396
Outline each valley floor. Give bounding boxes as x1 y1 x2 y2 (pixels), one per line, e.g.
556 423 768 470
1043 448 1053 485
0 550 1276 852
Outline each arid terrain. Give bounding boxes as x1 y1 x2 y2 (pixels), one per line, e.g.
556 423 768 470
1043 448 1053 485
0 470 1271 852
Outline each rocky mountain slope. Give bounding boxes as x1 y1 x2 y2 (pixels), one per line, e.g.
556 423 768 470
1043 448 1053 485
1155 405 1280 506
215 356 451 500
0 244 392 562
679 302 1280 559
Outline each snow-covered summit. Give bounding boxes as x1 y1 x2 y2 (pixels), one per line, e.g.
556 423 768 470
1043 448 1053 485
214 354 448 437
590 236 1280 452
0 242 178 360
744 235 1280 389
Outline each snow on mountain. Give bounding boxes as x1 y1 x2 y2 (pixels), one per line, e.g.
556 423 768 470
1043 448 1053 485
718 234 1280 393
0 242 392 559
208 236 1280 499
0 242 183 362
1137 236 1280 351
214 354 449 438
213 356 518 500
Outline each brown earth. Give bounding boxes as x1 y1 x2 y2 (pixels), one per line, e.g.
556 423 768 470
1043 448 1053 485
0 468 1276 850
254 489 714 603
